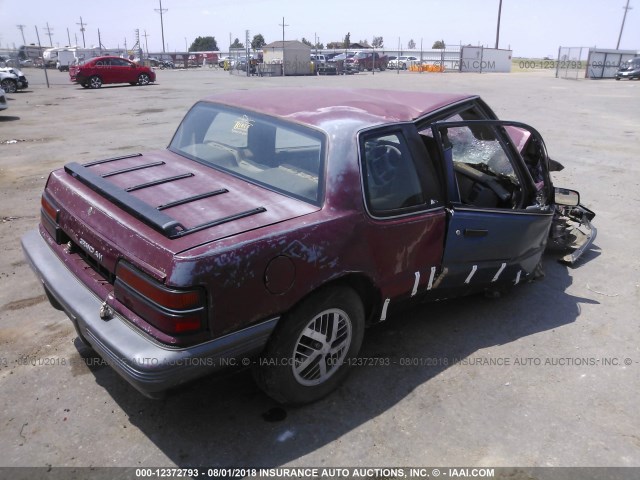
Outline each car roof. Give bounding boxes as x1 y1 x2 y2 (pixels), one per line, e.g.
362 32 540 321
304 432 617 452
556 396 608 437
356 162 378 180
89 56 130 61
202 88 473 129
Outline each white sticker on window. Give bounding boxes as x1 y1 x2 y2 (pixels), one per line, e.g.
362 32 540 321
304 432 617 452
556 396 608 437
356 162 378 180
232 115 253 136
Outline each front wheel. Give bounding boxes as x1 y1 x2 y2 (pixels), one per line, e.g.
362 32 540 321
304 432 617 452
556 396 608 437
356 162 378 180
1 79 17 94
254 286 364 405
138 73 151 85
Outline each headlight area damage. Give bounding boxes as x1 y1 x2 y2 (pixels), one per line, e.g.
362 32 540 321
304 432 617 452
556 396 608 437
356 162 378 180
550 201 597 265
548 160 597 265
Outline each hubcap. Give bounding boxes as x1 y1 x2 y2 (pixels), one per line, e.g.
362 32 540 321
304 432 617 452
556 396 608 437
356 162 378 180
2 81 16 93
139 75 149 85
292 308 352 386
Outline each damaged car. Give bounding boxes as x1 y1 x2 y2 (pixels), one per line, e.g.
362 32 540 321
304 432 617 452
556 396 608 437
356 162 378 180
22 88 595 405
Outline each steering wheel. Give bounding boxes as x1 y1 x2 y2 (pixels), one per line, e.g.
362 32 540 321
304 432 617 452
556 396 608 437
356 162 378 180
368 144 401 187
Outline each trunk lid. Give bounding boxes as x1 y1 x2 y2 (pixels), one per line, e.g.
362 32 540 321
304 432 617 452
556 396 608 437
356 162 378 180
47 150 319 281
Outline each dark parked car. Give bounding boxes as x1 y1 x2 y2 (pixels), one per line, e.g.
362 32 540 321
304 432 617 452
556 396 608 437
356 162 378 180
615 57 640 80
69 56 156 89
149 57 174 69
345 52 389 71
22 88 595 404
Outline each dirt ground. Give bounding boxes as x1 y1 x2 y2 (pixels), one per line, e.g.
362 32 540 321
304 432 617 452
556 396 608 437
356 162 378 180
0 67 639 471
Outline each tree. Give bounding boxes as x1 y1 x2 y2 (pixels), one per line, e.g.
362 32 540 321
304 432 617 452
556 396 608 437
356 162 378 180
327 41 343 49
372 36 384 48
251 34 266 51
301 37 313 48
407 39 416 49
315 41 324 50
343 32 351 49
230 38 244 49
189 36 219 51
432 39 446 49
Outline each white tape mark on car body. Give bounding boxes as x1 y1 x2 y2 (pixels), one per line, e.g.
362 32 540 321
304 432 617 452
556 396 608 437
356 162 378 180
380 298 390 321
411 271 420 297
491 262 507 282
427 266 436 290
464 265 478 284
514 270 522 285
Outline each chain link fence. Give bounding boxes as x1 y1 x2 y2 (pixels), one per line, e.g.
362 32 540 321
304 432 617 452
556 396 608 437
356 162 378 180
555 47 589 79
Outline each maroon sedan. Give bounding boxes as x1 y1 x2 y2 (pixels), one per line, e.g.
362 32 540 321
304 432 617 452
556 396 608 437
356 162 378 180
22 88 594 404
69 56 155 89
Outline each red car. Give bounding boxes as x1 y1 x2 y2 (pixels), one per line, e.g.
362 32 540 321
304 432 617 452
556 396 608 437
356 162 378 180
22 89 595 404
69 56 156 89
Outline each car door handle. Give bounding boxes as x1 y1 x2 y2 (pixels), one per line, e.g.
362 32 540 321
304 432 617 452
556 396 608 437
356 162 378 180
463 228 488 237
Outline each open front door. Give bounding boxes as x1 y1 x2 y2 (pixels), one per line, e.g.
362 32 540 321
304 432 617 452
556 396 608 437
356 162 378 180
429 120 554 292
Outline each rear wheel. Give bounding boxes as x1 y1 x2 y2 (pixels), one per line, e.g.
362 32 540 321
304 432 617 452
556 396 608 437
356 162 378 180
88 76 102 89
254 286 365 405
138 73 151 85
0 79 17 94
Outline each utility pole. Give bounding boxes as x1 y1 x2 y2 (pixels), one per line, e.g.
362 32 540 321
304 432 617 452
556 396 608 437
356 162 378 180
16 25 27 45
35 26 50 88
66 27 71 46
279 16 289 76
98 29 104 53
495 0 503 49
43 22 54 47
143 30 150 56
617 0 633 49
155 0 167 53
76 17 87 48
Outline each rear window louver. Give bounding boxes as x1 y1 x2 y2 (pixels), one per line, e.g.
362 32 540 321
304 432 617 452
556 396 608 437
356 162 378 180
64 156 266 239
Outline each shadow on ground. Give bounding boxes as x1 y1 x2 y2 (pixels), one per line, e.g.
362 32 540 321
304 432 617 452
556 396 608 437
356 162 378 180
84 249 599 467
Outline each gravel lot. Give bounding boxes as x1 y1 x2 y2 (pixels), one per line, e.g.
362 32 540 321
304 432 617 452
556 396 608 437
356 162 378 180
0 67 639 471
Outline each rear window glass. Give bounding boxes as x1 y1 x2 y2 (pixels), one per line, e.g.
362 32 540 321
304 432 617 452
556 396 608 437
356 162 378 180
169 103 325 205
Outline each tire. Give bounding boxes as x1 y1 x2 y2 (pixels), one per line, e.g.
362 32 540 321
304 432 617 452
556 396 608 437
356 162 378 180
138 73 151 86
254 286 365 405
1 79 17 94
88 76 102 89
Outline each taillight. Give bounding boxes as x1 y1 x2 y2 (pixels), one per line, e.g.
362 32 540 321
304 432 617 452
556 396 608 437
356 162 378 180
41 192 66 243
114 261 207 336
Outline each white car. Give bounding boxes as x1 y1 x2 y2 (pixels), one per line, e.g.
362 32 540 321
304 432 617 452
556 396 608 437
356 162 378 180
0 88 7 111
0 67 29 92
0 71 19 94
388 55 418 70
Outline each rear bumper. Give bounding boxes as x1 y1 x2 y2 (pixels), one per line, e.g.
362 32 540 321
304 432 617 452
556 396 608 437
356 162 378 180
21 229 278 397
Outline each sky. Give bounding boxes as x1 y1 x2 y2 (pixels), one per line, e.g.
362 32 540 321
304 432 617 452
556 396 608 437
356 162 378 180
0 0 638 57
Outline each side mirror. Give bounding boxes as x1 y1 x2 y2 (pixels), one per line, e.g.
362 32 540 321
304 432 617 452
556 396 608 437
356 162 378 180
554 187 580 207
